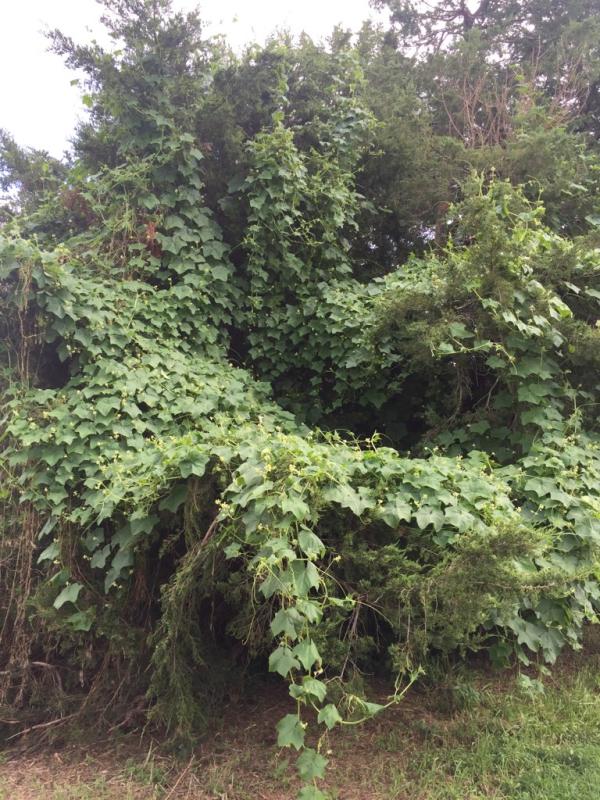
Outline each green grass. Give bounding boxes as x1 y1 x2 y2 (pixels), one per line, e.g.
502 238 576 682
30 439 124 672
333 656 600 799
47 779 130 800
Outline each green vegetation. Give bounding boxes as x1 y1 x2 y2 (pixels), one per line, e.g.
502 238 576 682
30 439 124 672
1 1 600 797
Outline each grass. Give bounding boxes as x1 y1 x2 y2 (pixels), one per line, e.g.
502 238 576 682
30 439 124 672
1 638 600 799
357 661 600 799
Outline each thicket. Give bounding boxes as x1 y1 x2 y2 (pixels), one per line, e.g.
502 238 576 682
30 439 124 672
1 1 600 796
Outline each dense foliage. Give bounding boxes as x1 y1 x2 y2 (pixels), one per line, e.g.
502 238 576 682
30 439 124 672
1 1 600 795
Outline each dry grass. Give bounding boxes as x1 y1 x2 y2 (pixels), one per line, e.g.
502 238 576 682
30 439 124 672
2 635 600 800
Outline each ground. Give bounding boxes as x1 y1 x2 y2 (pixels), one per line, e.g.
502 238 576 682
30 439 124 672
2 633 600 800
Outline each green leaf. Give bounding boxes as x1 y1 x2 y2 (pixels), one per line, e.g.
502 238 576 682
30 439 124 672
517 383 551 404
295 598 323 624
276 714 305 750
38 516 59 539
269 645 301 677
293 638 321 672
301 677 327 703
298 530 325 559
96 397 120 416
38 541 60 563
82 528 104 553
139 193 159 210
91 544 111 570
281 494 310 520
228 174 245 193
574 516 600 542
54 582 83 610
297 748 328 781
211 264 230 281
129 515 159 537
66 610 93 632
260 538 296 560
104 547 134 592
271 607 303 639
448 321 473 339
159 483 187 513
324 484 374 516
297 787 327 800
524 477 552 497
360 700 385 716
415 506 445 532
486 354 506 369
380 497 412 527
179 454 208 479
290 560 321 596
317 704 342 730
260 569 292 599
443 507 475 532
224 542 242 559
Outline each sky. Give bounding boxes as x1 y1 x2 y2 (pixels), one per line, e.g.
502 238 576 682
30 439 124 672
0 0 386 158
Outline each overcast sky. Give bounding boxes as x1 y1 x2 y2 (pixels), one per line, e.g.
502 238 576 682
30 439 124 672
0 0 385 158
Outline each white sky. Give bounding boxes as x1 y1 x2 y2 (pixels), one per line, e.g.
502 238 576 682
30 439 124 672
0 0 385 158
